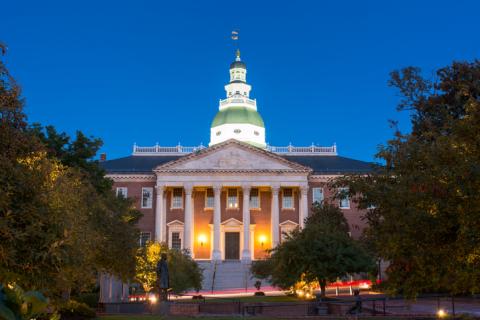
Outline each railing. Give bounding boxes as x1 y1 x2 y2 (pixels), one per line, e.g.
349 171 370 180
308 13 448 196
266 144 337 155
132 143 337 155
219 97 257 108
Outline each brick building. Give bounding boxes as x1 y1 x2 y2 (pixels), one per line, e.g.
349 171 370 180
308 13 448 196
100 50 372 297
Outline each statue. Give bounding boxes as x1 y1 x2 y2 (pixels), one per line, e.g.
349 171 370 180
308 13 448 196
156 253 169 301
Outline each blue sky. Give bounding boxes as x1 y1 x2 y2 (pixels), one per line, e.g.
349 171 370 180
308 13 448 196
2 0 479 161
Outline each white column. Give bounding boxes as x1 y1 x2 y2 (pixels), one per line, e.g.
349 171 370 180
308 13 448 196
155 185 164 242
299 185 309 229
241 184 251 263
183 184 193 254
212 184 222 261
271 185 280 247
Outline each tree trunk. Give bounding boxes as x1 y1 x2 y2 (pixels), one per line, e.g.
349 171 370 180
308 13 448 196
319 279 327 298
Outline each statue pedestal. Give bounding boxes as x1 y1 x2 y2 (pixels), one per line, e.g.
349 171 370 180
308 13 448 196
151 301 169 315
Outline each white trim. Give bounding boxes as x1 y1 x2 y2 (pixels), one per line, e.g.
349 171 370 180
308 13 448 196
279 220 298 242
220 218 243 260
107 174 155 182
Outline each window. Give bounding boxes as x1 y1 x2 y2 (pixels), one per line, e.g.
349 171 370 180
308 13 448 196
227 188 238 209
234 129 241 134
216 131 221 136
139 232 151 247
339 187 350 209
249 188 260 209
171 232 182 250
141 187 153 208
280 225 297 242
205 188 214 209
282 188 294 209
172 188 183 209
254 131 259 136
312 187 324 205
116 187 128 198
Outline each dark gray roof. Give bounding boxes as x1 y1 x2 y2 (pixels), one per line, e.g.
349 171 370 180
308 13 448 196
281 155 374 174
230 61 246 69
100 154 373 175
100 155 183 173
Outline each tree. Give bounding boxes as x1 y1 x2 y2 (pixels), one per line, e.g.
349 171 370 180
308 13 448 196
251 203 373 297
334 60 480 297
135 242 203 295
0 45 141 302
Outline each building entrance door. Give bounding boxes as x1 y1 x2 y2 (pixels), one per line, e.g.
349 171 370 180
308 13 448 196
224 232 240 260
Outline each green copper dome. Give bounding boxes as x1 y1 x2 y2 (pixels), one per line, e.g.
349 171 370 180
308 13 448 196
211 106 265 128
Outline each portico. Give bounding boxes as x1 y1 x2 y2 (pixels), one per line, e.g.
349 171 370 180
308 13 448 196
152 140 311 262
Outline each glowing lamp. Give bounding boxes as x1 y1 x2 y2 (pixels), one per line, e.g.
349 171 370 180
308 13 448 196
259 235 267 247
198 234 207 246
148 295 157 304
437 309 447 318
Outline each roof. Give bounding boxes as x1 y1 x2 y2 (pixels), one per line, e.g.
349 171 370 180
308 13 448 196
211 106 265 128
282 155 373 174
101 155 182 173
230 61 246 69
100 153 373 175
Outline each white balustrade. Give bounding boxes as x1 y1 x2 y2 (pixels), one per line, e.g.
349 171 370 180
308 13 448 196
132 143 337 155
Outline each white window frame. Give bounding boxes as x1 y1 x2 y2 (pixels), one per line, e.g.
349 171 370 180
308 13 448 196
171 232 182 250
312 187 324 205
141 187 153 208
249 188 260 209
116 187 128 198
282 188 294 210
205 188 214 209
339 187 350 209
139 232 151 247
167 220 184 250
280 220 298 242
226 188 239 209
171 188 183 209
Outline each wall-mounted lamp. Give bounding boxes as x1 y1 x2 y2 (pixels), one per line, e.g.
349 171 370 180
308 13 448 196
259 235 267 247
198 234 207 247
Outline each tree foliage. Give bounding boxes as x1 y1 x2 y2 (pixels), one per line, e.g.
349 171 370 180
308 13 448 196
135 242 203 294
251 203 373 297
0 45 141 301
334 60 480 297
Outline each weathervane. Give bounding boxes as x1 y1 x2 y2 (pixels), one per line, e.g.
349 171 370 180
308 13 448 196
231 30 240 60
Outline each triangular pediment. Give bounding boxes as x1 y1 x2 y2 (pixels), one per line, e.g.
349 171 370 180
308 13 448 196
154 140 311 172
221 218 243 226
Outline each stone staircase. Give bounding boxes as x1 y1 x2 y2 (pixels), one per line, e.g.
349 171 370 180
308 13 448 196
198 261 265 292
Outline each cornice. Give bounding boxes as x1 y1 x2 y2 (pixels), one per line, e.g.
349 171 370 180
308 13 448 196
106 174 156 182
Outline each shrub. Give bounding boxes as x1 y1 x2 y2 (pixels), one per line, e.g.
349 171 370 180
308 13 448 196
73 293 99 309
58 300 95 320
